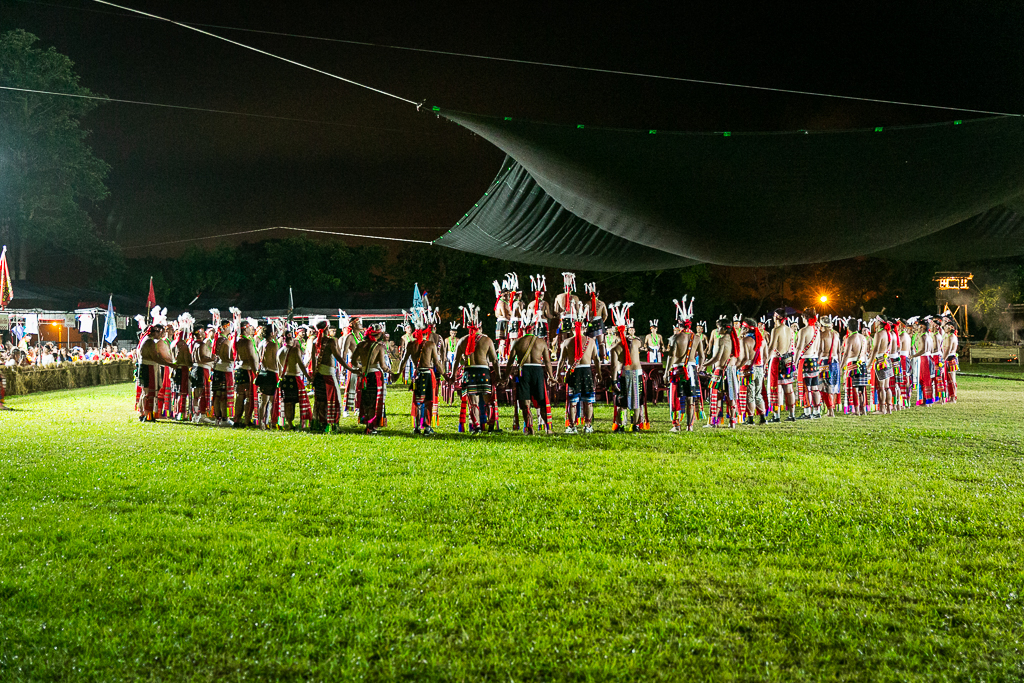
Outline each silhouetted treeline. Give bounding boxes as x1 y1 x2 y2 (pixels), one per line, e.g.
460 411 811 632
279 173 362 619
96 236 1023 332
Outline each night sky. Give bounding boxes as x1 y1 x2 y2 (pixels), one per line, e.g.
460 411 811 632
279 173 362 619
4 0 1024 255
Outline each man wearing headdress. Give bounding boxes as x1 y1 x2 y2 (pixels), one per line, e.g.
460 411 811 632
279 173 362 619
211 317 234 427
553 272 581 347
311 320 348 432
739 317 768 425
278 328 312 430
526 274 553 341
703 317 742 428
608 302 645 433
493 273 519 362
842 319 871 415
819 317 842 417
941 317 959 403
556 300 600 434
454 304 501 434
644 321 663 363
170 317 194 422
338 314 363 416
795 307 823 419
766 308 797 422
190 326 215 425
392 307 447 435
256 323 282 429
352 323 389 434
137 323 174 422
503 308 556 435
869 317 898 414
663 296 700 432
583 282 609 360
232 319 259 428
913 318 936 405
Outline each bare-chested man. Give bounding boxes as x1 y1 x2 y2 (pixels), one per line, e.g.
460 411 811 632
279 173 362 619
502 311 556 435
169 321 194 421
256 323 281 429
352 323 389 434
913 318 937 405
137 323 174 422
311 321 348 432
338 314 363 416
211 318 234 427
393 309 447 435
492 273 519 362
941 317 959 403
232 320 259 428
190 326 216 425
663 297 699 431
897 318 913 408
553 272 581 347
525 274 554 341
583 282 609 360
704 317 741 428
453 304 501 434
739 317 768 424
277 329 312 430
556 302 601 434
842 318 871 415
869 318 896 414
766 308 797 422
819 317 842 417
692 322 709 367
795 307 823 419
608 302 644 433
927 318 944 404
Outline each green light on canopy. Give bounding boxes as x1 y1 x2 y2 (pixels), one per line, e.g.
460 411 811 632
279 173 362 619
954 120 962 125
432 106 440 112
649 129 657 134
875 127 884 132
723 132 731 137
577 124 585 129
504 116 512 121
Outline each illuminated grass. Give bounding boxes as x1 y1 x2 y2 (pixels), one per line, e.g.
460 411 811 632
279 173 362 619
1 378 1022 681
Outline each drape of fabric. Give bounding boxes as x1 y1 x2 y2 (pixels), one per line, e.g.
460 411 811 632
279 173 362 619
436 113 1024 269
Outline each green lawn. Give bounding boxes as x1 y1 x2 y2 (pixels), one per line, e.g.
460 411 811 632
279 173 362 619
1 378 1022 681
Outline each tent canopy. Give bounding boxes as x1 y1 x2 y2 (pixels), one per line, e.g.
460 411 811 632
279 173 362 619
435 111 1024 270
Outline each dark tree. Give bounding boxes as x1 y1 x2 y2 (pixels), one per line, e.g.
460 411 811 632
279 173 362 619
0 29 112 280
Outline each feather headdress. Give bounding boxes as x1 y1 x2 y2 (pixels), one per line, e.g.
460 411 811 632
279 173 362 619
672 295 695 325
150 306 167 326
561 272 576 292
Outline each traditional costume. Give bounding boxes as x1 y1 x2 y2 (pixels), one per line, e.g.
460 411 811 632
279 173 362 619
310 322 341 431
667 296 700 430
456 303 498 433
358 323 388 433
646 320 663 363
563 300 595 432
408 306 441 433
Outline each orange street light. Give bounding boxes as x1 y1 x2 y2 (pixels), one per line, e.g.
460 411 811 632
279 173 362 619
819 295 829 303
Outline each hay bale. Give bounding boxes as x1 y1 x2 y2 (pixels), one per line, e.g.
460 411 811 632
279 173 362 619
1 360 135 396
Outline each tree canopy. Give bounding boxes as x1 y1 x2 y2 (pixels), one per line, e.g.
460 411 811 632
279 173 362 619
0 29 112 280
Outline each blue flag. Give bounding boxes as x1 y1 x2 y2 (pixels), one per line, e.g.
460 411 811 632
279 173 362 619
412 282 422 309
103 295 118 343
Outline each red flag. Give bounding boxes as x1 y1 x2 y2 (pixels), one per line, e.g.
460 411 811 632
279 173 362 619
0 246 13 309
146 277 156 312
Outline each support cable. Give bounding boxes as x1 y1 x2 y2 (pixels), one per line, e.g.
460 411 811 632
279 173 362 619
91 0 424 109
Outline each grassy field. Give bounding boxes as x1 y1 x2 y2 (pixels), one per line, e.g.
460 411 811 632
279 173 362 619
1 377 1022 681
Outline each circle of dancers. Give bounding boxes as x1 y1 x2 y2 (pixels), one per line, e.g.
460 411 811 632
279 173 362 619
134 272 961 435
